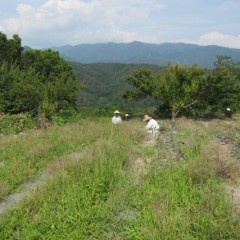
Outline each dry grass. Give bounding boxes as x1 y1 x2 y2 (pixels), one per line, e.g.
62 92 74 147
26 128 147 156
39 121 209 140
189 140 240 184
176 116 240 185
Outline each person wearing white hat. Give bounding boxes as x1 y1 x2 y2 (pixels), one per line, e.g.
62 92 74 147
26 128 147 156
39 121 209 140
143 114 159 133
112 110 122 124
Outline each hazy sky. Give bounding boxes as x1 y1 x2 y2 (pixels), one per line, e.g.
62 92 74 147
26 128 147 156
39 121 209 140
0 0 239 49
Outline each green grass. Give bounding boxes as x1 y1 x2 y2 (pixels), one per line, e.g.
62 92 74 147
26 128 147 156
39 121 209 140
0 117 240 239
0 119 107 198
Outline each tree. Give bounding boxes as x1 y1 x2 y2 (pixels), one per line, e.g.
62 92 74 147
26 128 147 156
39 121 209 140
205 56 240 112
0 32 8 65
122 64 208 120
0 32 23 65
7 34 23 64
20 49 79 115
0 64 43 113
122 67 156 100
0 31 80 116
155 64 208 119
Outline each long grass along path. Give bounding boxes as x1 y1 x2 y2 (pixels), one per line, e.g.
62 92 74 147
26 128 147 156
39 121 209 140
0 120 182 218
1 117 240 239
0 149 89 216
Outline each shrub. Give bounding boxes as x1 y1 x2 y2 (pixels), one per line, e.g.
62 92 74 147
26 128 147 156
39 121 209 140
0 113 37 134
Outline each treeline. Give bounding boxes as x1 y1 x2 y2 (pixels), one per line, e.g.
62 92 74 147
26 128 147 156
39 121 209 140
1 31 239 124
122 56 240 119
71 58 240 119
0 32 78 118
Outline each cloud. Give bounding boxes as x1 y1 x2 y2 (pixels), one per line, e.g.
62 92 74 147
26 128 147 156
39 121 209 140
0 0 239 49
180 32 240 49
219 1 240 11
0 0 166 48
16 4 34 14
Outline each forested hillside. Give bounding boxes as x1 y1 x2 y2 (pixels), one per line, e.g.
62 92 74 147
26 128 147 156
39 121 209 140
70 62 162 108
69 57 240 118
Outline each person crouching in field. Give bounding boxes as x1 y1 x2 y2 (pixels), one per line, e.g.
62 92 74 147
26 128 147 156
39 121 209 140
112 110 122 124
143 114 160 133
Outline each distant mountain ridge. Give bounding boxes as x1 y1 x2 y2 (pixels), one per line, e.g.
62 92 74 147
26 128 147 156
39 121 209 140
52 41 240 68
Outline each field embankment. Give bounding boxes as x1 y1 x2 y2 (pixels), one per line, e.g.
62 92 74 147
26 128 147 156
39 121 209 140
0 116 239 239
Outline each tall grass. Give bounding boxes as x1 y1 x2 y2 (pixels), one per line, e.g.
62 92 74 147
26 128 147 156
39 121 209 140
0 117 240 239
0 118 135 198
0 119 145 238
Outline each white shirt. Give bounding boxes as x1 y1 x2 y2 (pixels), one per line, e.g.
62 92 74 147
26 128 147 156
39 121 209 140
112 116 122 124
145 119 159 133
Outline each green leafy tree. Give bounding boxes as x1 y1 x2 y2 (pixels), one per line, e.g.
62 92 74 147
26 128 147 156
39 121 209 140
21 49 79 105
0 64 43 113
0 32 79 116
21 49 75 80
122 68 156 99
0 32 23 65
0 32 8 65
156 64 208 119
206 56 240 112
122 64 208 120
7 34 23 64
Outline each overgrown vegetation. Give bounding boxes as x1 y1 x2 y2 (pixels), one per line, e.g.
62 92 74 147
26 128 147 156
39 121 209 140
0 31 240 239
122 57 240 119
0 117 240 239
0 32 79 118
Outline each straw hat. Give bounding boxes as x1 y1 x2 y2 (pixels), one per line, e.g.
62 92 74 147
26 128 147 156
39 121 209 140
143 115 152 122
114 110 120 114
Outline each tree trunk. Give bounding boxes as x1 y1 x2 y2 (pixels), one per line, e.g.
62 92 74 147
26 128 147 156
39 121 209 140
171 110 177 121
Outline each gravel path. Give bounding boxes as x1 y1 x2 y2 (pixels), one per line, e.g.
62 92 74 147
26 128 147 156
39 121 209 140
0 150 85 217
155 121 184 167
0 171 51 216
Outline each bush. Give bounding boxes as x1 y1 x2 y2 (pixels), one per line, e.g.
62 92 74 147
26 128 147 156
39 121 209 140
51 115 66 126
0 113 37 134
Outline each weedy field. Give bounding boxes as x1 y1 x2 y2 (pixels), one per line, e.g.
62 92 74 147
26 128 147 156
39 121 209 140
0 116 240 239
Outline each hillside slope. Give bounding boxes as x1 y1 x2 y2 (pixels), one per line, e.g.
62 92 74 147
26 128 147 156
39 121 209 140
70 61 161 107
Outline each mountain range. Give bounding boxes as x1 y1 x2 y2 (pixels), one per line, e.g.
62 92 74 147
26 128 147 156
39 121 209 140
52 41 240 68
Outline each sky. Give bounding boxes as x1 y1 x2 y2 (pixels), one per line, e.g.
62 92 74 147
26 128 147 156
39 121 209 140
0 0 240 49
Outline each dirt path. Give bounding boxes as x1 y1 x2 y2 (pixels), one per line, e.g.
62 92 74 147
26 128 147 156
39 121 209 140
156 123 183 167
0 171 50 216
131 121 183 184
216 138 240 205
113 121 184 239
